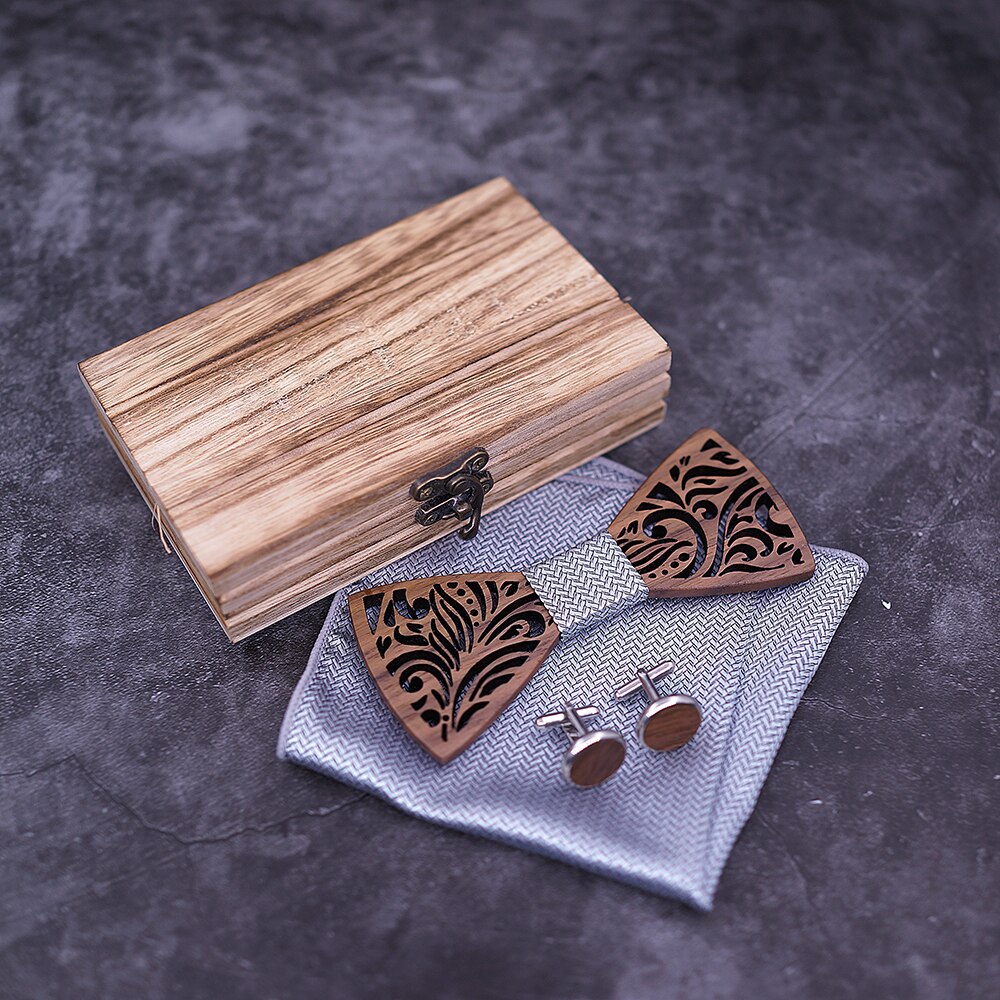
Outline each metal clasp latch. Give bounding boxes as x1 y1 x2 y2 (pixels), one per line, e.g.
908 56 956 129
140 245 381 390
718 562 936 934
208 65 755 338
410 447 493 541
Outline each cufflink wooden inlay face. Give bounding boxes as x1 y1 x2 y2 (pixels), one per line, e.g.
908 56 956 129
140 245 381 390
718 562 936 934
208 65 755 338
614 662 702 752
535 705 626 788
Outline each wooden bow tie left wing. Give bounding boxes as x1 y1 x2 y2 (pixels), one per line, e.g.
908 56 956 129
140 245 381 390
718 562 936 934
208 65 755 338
347 573 560 763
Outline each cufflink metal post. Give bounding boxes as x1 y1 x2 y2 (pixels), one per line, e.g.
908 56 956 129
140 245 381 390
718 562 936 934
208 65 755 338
614 661 702 752
535 704 626 788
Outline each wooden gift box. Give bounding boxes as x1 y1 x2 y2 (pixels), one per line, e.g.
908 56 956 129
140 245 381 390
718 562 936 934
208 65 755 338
79 178 671 641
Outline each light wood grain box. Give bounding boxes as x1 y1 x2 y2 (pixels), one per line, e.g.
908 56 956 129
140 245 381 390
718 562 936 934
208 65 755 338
79 178 671 641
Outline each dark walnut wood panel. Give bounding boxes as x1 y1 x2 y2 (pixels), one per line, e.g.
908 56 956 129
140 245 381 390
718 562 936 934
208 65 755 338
609 427 815 597
348 573 561 764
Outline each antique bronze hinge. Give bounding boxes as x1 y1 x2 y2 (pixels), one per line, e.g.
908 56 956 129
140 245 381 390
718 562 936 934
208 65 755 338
410 447 493 540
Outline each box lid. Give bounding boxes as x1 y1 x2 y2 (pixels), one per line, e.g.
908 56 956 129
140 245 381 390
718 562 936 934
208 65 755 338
79 178 670 640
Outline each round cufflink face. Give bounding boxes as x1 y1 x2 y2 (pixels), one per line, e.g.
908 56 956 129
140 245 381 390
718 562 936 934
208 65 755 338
563 730 627 788
637 694 702 752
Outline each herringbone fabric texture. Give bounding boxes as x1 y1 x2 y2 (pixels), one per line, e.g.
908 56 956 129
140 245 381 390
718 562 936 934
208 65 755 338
278 458 867 909
524 531 648 634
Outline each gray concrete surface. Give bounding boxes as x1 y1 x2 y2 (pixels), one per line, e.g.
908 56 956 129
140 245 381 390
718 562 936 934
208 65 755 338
1 1 998 997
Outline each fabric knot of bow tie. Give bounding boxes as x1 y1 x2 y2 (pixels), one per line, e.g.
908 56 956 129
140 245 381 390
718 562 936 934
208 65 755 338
348 428 815 763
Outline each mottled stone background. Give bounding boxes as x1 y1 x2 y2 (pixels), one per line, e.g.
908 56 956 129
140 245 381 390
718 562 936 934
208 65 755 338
1 1 997 997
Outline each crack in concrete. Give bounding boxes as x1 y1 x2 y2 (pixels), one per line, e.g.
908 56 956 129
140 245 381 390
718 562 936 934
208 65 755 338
0 755 77 779
746 217 1000 459
755 812 837 953
854 514 999 536
799 695 888 724
0 756 371 953
1 753 368 846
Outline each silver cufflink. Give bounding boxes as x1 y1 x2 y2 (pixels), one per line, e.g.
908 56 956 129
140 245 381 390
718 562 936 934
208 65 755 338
535 704 626 788
614 660 702 752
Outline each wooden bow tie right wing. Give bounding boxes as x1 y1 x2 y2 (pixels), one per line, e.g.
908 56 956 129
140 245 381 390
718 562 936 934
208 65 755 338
609 427 815 597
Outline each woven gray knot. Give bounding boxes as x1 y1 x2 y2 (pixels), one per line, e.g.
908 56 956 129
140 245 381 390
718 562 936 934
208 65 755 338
523 532 649 635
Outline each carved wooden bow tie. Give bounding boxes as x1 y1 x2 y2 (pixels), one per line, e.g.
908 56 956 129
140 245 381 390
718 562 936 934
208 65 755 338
348 428 815 763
